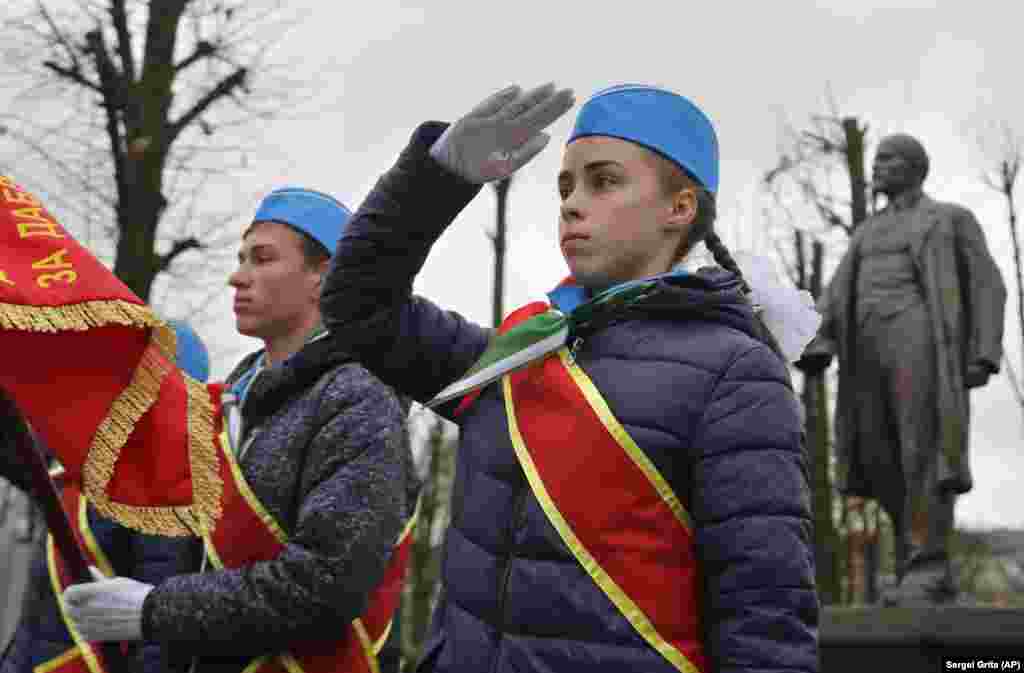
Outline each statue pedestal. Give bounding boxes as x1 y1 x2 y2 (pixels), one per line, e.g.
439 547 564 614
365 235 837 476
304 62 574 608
822 606 1024 672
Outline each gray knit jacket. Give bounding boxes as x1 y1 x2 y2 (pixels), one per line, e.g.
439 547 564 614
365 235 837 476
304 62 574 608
140 335 415 669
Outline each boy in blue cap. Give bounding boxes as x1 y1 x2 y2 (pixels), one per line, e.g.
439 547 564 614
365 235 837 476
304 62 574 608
322 84 818 672
54 188 417 673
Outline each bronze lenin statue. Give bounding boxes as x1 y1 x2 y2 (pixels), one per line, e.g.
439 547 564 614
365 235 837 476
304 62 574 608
800 134 1006 605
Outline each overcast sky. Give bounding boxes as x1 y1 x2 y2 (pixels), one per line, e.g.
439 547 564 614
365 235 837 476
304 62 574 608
4 0 1023 528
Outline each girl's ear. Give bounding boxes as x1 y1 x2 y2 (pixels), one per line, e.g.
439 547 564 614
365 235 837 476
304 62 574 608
663 187 698 236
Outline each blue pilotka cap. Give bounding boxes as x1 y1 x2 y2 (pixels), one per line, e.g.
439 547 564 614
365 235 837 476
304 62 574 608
568 84 720 193
252 187 351 255
167 319 211 383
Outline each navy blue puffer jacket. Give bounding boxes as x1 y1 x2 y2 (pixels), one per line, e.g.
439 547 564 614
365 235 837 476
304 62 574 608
321 122 819 673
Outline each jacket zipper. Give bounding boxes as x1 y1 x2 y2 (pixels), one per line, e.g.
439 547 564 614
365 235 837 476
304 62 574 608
489 484 530 673
488 337 584 671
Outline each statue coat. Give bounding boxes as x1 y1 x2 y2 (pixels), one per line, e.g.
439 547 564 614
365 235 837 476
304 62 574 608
815 194 1006 497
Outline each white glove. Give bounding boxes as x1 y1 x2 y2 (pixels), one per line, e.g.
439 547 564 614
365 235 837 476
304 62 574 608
429 82 575 183
63 567 153 642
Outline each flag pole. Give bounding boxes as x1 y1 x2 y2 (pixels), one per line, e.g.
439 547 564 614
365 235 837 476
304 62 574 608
9 408 127 672
13 427 91 583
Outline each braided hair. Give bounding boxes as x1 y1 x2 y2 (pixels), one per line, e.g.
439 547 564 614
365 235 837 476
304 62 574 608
654 153 786 361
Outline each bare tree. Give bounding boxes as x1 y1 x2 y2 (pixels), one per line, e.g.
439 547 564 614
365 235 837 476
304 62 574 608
400 411 456 672
489 176 512 328
0 0 306 306
974 120 1024 409
763 99 873 605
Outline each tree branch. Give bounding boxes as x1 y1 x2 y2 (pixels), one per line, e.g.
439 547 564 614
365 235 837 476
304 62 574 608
167 67 248 143
1001 355 1024 410
37 1 82 73
84 29 126 194
813 200 851 235
158 236 203 271
175 40 217 73
42 61 102 92
110 0 136 83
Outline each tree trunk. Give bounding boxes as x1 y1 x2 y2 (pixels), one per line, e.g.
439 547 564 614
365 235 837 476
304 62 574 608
105 1 184 301
1006 189 1024 398
801 237 842 604
491 177 511 327
841 118 877 600
843 118 869 230
402 419 453 670
112 194 162 301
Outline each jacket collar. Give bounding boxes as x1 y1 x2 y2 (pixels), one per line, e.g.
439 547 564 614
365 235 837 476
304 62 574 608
226 323 349 419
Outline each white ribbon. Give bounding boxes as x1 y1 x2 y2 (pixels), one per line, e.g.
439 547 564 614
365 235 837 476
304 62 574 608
676 243 821 363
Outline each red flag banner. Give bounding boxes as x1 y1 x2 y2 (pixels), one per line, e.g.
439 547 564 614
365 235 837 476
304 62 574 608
0 175 222 536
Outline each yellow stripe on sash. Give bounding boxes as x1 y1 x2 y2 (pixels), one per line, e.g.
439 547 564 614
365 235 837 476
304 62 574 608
556 349 694 532
241 656 271 673
278 654 306 673
76 498 115 578
503 363 701 673
46 537 106 673
33 646 81 673
352 620 381 673
217 430 288 545
372 620 393 656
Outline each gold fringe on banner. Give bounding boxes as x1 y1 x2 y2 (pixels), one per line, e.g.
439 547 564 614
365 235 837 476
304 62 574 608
0 297 211 535
0 297 179 365
152 321 178 362
0 299 155 333
81 329 217 537
183 374 223 535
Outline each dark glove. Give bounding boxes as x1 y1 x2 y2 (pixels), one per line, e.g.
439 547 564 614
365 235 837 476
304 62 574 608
794 350 832 375
964 361 995 389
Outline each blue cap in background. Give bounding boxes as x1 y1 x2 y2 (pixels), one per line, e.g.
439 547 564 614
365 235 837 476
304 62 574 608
167 319 211 383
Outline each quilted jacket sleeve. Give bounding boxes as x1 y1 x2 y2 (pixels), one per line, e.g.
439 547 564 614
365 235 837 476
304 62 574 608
690 343 819 673
140 365 408 656
320 122 492 405
126 527 199 673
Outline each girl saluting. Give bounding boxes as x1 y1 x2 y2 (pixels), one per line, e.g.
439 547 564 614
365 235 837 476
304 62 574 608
321 82 819 673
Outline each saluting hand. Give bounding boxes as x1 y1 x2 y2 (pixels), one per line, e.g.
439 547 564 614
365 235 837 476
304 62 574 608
430 82 575 184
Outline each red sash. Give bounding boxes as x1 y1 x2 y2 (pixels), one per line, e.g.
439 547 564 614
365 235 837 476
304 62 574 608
495 303 707 673
41 395 415 673
199 389 416 673
42 483 124 673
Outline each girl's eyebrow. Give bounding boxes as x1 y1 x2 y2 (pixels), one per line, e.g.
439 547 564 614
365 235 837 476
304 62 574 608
558 160 623 183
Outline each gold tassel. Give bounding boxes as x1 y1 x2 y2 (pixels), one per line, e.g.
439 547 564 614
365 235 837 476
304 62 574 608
82 332 223 537
151 319 178 363
0 299 157 333
82 333 191 536
184 374 223 536
0 297 217 536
